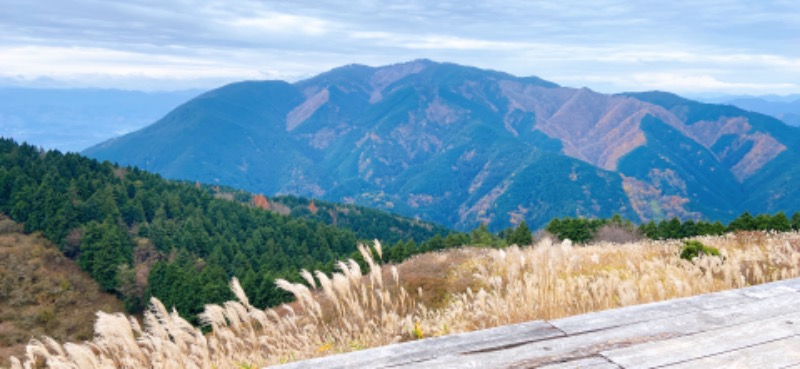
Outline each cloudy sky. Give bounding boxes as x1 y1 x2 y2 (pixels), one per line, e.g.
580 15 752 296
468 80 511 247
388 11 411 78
1 0 799 95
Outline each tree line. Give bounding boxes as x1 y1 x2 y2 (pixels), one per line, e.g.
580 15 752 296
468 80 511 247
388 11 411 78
546 212 800 244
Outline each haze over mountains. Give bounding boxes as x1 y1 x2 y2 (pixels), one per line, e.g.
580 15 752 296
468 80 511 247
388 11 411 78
713 95 800 127
0 88 200 152
85 60 800 231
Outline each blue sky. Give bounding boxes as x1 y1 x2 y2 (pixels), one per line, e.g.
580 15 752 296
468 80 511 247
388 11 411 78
1 0 799 94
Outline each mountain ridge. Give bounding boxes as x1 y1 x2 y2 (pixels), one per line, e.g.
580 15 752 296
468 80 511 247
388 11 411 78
84 60 800 230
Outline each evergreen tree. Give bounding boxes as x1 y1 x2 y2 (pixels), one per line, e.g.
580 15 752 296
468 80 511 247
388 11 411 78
77 218 132 291
507 221 533 245
728 211 756 231
639 221 658 239
770 212 792 232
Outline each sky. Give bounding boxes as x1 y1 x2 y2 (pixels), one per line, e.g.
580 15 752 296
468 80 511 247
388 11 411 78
1 0 799 95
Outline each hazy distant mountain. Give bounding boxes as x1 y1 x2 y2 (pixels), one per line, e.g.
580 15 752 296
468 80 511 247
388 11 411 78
0 88 202 152
724 97 800 126
84 60 800 230
696 94 800 127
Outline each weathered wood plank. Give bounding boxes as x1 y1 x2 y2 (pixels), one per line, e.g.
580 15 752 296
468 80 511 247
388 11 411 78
266 278 800 369
270 320 563 369
537 356 620 369
659 335 800 369
396 291 800 368
747 277 800 292
739 281 800 299
602 312 800 368
552 279 800 335
550 287 769 336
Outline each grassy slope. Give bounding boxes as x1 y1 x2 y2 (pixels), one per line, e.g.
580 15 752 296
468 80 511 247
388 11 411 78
0 217 124 366
8 231 800 368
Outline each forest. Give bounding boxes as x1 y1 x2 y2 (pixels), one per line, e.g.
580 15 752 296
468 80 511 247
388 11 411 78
0 138 472 322
3 137 799 325
546 212 800 244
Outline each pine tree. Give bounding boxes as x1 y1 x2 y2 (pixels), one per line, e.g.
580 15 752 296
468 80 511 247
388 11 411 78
770 212 792 232
508 221 533 245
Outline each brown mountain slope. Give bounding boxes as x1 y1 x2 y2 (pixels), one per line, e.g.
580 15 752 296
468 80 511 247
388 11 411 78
0 217 123 366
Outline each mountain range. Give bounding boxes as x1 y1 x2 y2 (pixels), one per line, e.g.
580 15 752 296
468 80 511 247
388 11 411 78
715 96 800 126
84 60 800 230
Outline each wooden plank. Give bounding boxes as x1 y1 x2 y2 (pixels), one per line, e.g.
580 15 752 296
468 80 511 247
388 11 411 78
755 278 800 292
659 335 800 369
270 320 564 369
739 282 800 299
267 278 800 369
402 291 800 368
553 278 800 335
537 356 620 369
602 312 800 368
550 289 754 335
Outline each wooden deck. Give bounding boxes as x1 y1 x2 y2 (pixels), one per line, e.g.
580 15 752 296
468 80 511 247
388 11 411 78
270 278 800 368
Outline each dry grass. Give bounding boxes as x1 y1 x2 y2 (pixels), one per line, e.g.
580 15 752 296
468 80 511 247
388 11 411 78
0 219 124 368
6 231 800 368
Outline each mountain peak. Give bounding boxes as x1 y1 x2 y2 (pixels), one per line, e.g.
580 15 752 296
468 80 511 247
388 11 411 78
85 61 800 230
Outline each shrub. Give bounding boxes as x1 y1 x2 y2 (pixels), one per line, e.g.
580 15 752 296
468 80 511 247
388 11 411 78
593 224 642 244
679 240 720 261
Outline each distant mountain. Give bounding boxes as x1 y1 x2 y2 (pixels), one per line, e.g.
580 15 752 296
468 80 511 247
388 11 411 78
720 96 800 126
0 87 201 152
84 60 800 230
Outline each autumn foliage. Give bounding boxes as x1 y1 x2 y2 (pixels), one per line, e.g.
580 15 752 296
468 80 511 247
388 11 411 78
252 194 270 210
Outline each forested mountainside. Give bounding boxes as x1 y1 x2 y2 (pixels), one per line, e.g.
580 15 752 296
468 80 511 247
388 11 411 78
195 185 452 245
0 138 460 322
85 60 800 231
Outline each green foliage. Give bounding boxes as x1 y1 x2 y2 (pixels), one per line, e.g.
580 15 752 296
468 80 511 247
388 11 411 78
251 193 450 245
727 211 795 232
470 224 505 248
0 138 468 323
679 240 721 261
77 219 132 291
549 210 796 245
545 217 606 244
769 211 792 232
639 217 725 240
0 138 372 322
506 221 533 246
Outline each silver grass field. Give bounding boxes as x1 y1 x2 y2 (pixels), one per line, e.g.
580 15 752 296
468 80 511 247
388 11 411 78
7 231 800 369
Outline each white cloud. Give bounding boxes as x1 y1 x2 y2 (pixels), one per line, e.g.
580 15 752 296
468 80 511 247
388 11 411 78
226 12 333 36
1 0 799 94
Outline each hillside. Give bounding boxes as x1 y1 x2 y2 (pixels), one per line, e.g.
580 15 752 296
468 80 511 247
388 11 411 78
0 138 462 324
0 216 124 367
197 185 452 245
84 60 800 231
